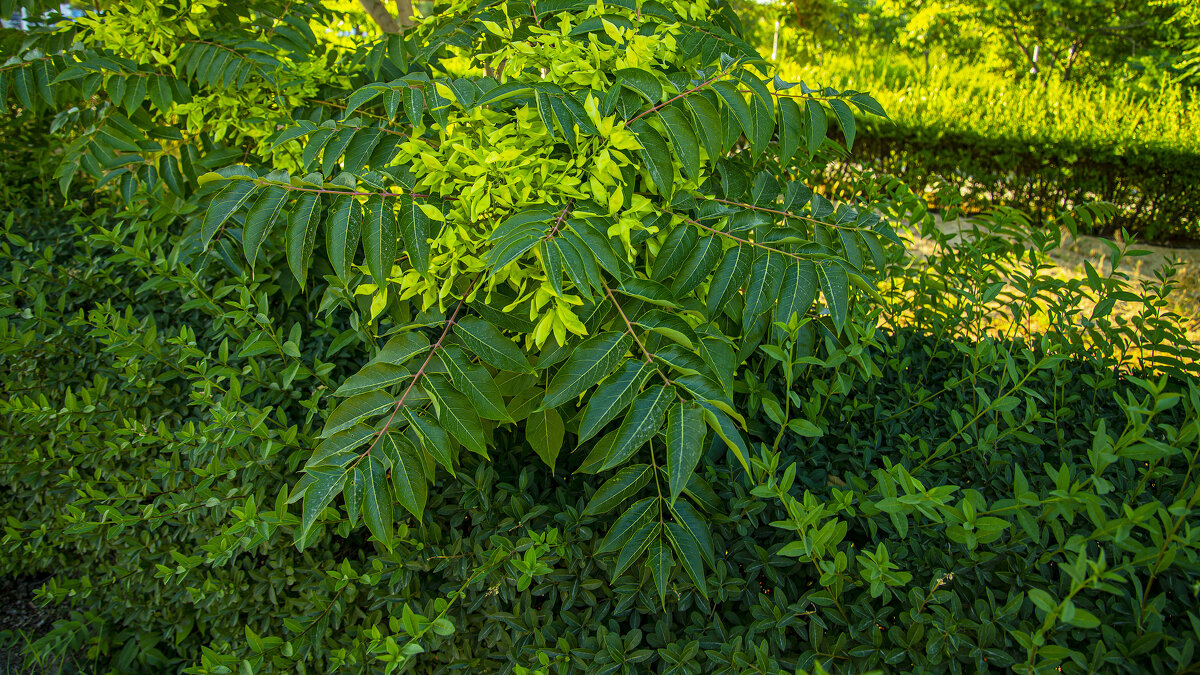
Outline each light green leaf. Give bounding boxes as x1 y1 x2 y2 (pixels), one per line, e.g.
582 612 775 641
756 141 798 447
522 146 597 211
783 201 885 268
542 332 632 410
666 402 705 503
601 385 674 471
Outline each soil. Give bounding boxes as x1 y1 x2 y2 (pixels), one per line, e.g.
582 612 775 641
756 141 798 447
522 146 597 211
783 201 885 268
0 576 68 675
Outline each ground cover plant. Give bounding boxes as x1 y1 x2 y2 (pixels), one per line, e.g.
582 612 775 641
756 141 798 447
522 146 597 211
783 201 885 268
1 1 1199 674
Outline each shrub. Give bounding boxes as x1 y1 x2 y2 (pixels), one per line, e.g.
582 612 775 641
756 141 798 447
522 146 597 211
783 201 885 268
779 49 1200 242
2 1 1199 674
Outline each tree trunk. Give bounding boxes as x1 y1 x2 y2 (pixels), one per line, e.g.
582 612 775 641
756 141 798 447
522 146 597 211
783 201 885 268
394 0 414 28
360 0 401 33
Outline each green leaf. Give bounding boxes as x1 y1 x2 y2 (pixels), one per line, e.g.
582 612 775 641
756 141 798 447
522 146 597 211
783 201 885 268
707 243 752 318
601 385 674 471
309 424 376 467
658 105 700 180
399 197 431 275
441 345 510 421
425 374 488 457
578 360 652 443
670 234 721 296
361 453 394 549
712 81 755 151
669 499 715 567
454 316 532 373
633 310 697 350
327 195 364 282
334 362 411 397
616 67 662 104
630 119 674 199
286 192 322 285
743 250 784 331
543 332 632 410
343 85 382 119
648 538 674 606
687 94 722 159
363 197 397 289
202 181 257 250
404 409 455 477
650 220 697 282
242 186 288 267
584 464 652 516
386 432 427 519
527 407 565 472
666 402 705 503
849 92 887 118
343 128 382 173
611 522 659 579
322 390 395 438
373 331 430 366
299 466 348 543
804 99 826 156
828 99 856 151
597 496 657 555
817 262 849 333
775 259 817 326
700 402 749 475
665 522 708 598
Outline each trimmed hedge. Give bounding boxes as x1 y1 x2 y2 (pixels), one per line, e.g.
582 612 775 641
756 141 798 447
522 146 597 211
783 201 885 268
781 50 1200 242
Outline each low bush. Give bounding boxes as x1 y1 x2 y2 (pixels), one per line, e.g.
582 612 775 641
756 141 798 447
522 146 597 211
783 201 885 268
780 50 1200 242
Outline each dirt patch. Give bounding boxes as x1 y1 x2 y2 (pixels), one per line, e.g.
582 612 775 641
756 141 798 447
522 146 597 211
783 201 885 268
0 576 68 674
